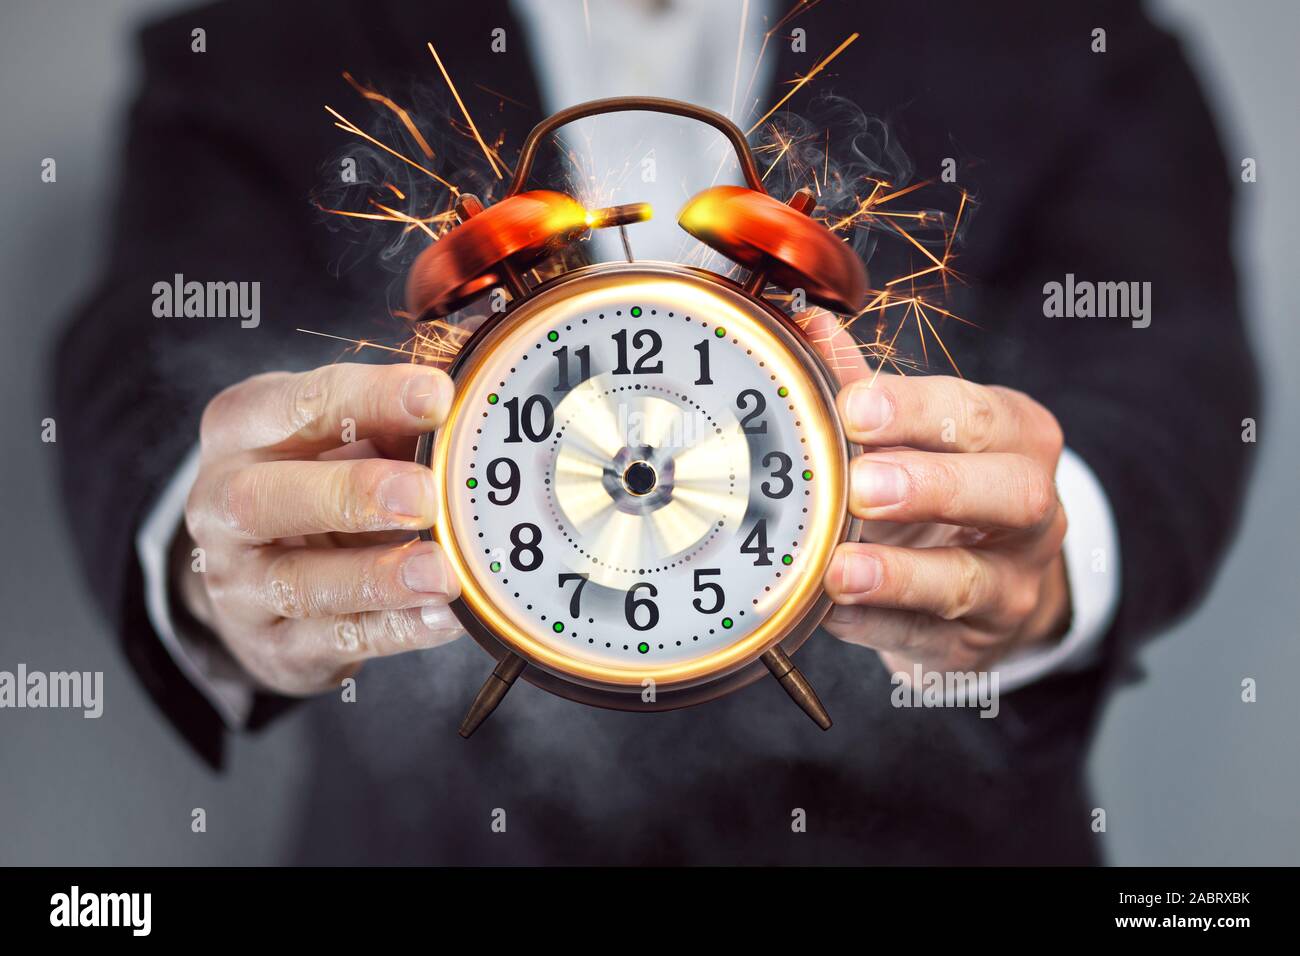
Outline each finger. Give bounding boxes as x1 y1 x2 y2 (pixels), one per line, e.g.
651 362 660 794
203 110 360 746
246 540 458 619
824 541 1013 624
200 363 452 457
838 374 1059 455
312 529 418 549
821 604 996 673
849 450 1056 530
201 458 436 540
319 435 420 462
289 603 466 666
798 308 873 383
820 603 957 656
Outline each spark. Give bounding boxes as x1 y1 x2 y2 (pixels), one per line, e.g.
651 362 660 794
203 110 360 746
828 179 930 232
474 83 530 111
342 72 435 159
704 2 835 190
728 0 750 120
760 130 794 181
315 198 456 237
818 177 976 376
746 31 859 135
315 204 404 223
741 0 825 113
297 320 472 366
885 264 944 287
368 199 439 240
944 189 969 262
325 104 460 194
428 41 503 178
314 34 976 384
821 129 829 195
296 328 424 359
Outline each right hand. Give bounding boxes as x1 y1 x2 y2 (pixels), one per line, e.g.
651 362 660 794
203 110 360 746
180 363 463 696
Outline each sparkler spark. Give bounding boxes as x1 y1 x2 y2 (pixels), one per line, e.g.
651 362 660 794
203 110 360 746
342 72 435 159
325 103 460 193
428 41 503 179
746 31 860 135
309 9 976 380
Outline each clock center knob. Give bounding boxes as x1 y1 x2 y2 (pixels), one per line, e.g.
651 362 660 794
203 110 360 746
622 460 658 496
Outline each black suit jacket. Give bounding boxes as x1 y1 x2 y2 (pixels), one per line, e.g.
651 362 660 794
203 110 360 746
53 0 1257 863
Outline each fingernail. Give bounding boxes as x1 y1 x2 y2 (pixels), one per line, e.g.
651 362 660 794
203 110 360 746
420 603 459 631
852 459 908 507
847 384 892 432
840 552 883 594
403 371 451 421
380 470 433 518
402 550 448 594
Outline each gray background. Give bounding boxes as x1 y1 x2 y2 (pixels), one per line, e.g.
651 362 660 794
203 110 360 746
0 0 1295 865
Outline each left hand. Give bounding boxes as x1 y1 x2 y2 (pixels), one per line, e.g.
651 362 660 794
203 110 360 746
806 312 1072 676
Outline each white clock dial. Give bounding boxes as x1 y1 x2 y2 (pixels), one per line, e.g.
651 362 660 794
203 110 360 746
432 266 847 691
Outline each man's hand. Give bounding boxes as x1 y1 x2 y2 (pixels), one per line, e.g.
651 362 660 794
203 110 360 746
180 363 463 696
809 313 1072 675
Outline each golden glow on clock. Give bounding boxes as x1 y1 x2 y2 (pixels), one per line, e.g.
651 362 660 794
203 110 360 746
432 265 847 692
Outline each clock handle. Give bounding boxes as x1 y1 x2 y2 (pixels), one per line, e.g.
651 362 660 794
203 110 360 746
459 652 527 738
508 96 765 197
761 646 832 730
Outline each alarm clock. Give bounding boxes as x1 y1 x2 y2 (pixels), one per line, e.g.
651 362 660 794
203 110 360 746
407 97 867 737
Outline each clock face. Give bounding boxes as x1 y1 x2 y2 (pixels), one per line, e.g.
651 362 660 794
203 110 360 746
430 264 847 697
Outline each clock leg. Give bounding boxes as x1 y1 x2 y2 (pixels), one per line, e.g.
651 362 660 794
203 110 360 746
761 646 832 730
459 652 527 738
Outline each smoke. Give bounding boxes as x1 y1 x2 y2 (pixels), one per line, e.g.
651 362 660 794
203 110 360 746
754 90 973 266
312 78 505 283
314 84 973 299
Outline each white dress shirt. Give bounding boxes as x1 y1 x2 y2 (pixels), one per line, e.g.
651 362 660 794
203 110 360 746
137 0 1120 726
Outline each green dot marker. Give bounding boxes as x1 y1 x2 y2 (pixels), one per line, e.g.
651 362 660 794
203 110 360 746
714 326 726 338
489 561 501 573
802 469 813 481
637 641 650 654
782 554 793 566
466 477 478 489
630 306 642 318
553 621 564 633
721 617 734 629
778 386 789 398
487 393 499 405
547 330 559 342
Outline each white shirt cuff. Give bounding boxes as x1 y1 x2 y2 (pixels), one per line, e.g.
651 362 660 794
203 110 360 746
993 445 1121 692
135 445 255 728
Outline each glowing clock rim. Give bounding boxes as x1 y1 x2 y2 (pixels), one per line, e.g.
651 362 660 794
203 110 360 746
417 262 854 703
